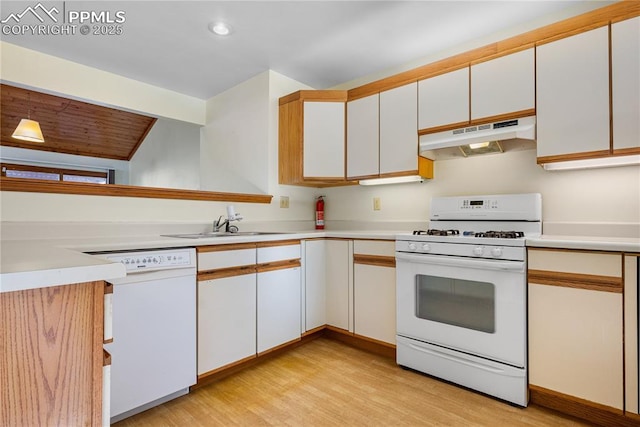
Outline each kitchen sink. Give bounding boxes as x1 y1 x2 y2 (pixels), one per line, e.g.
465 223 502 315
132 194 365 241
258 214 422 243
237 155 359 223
161 231 290 239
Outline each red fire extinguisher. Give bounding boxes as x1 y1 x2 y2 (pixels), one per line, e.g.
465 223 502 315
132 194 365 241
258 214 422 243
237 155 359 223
315 196 325 230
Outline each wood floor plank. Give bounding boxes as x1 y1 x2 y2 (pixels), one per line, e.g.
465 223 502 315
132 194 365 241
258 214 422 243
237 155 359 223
115 338 593 426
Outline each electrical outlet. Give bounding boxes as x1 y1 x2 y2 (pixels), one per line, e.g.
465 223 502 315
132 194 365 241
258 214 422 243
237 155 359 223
280 196 290 209
373 197 381 211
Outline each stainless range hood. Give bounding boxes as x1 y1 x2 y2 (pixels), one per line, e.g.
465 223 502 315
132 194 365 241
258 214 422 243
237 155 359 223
419 116 536 159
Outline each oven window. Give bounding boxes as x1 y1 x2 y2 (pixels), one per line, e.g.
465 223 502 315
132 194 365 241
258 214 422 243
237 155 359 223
415 275 495 333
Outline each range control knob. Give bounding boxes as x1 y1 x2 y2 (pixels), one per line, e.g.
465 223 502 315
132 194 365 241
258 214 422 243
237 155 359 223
491 247 503 257
421 243 431 252
408 243 417 251
473 246 485 256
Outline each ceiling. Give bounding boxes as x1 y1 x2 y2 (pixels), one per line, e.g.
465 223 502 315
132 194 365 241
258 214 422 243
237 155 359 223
1 84 156 160
0 1 616 100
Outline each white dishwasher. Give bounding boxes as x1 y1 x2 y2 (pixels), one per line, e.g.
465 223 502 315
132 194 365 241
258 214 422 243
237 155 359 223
91 248 197 424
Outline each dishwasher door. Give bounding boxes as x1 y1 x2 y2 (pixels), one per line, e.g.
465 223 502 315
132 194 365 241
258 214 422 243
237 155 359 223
104 267 196 422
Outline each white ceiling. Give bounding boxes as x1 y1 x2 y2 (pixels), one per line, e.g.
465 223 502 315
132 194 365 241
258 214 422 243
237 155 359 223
1 1 616 100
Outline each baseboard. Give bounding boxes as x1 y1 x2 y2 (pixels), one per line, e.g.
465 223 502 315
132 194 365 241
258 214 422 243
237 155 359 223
192 327 397 390
529 385 638 427
323 327 396 360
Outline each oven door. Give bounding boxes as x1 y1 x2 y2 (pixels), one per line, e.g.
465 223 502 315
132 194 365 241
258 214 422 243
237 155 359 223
396 252 526 367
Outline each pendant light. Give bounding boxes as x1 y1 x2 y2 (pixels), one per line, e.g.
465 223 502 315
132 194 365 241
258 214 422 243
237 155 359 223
12 92 44 143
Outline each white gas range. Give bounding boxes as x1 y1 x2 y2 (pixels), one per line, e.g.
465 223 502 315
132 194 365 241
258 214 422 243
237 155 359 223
395 193 542 407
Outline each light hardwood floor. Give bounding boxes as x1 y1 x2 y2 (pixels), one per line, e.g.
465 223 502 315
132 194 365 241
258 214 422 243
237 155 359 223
115 337 592 426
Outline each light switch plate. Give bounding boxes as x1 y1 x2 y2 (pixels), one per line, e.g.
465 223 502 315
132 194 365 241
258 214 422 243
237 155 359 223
280 196 290 208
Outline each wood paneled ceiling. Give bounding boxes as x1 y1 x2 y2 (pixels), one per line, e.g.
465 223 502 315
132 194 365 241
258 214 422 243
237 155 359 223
0 84 157 161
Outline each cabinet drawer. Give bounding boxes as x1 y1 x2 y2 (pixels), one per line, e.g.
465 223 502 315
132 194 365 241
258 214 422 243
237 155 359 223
353 240 395 257
528 249 621 277
198 247 256 272
257 242 301 263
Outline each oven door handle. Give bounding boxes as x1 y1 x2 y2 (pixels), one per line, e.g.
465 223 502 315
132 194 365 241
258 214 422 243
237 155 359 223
395 252 524 272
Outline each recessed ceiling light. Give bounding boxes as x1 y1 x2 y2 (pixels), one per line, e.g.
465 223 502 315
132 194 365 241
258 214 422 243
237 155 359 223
209 22 232 36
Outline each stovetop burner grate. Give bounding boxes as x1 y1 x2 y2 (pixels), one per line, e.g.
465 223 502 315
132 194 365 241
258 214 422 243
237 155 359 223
413 229 460 236
474 231 525 239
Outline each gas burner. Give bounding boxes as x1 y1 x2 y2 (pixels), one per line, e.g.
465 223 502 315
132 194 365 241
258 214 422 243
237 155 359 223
475 231 525 239
413 229 460 236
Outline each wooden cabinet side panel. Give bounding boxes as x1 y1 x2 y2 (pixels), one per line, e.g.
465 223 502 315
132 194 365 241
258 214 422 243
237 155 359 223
536 27 610 158
612 16 640 152
528 283 623 409
279 101 303 184
1 282 103 426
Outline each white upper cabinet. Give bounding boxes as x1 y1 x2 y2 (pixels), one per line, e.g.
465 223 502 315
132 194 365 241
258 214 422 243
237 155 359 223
536 26 610 159
347 94 379 179
612 16 640 152
380 82 418 175
418 67 469 131
347 83 418 179
303 101 345 179
471 49 535 120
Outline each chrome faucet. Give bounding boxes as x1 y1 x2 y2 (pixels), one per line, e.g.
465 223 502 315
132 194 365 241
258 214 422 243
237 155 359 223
213 205 243 233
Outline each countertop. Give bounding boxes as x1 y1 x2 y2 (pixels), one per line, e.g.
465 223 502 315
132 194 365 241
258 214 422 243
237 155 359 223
3 230 639 294
526 235 640 253
0 230 399 293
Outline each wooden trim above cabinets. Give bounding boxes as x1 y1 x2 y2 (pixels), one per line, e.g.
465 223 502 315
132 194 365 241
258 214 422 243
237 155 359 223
279 90 348 105
0 177 273 204
345 2 639 100
528 269 623 293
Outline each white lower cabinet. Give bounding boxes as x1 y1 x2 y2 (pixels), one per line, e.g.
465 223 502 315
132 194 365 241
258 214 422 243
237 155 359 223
528 249 624 410
197 273 257 375
354 263 396 344
325 240 353 331
257 266 302 353
353 240 396 345
303 240 327 331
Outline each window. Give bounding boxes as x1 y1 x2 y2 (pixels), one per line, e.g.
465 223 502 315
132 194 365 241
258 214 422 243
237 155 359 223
1 163 110 184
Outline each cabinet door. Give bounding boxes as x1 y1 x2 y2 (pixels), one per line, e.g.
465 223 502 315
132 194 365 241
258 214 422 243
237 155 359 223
304 240 327 331
536 27 610 159
612 16 640 152
303 101 345 179
380 82 418 175
354 264 396 344
418 67 469 130
347 94 379 179
471 49 534 120
528 249 623 409
257 267 302 353
198 274 256 375
326 240 353 331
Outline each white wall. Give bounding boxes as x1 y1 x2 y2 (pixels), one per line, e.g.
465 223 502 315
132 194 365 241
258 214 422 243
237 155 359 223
129 118 201 190
0 70 319 228
0 42 206 125
324 149 640 231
